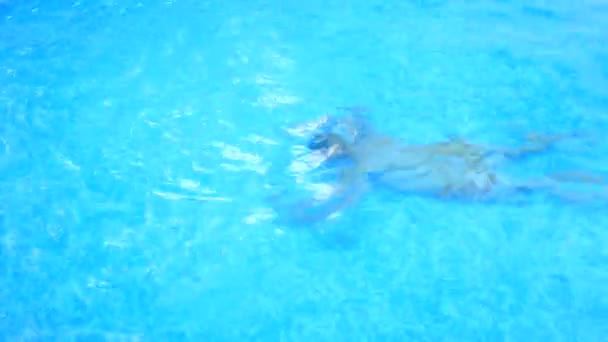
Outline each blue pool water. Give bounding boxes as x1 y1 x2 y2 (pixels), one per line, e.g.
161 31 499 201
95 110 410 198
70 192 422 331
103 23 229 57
2 0 608 340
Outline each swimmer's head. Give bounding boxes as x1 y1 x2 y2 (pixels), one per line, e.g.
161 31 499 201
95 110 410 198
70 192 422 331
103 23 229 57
307 132 350 160
307 133 331 150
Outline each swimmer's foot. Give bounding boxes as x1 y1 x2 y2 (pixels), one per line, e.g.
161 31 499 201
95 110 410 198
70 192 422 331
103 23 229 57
525 132 575 145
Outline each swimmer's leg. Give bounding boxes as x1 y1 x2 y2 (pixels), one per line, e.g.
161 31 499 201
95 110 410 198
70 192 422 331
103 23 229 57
495 132 576 159
548 170 605 184
504 170 607 202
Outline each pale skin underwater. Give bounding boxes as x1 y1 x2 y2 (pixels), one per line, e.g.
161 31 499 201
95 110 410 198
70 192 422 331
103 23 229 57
271 108 606 224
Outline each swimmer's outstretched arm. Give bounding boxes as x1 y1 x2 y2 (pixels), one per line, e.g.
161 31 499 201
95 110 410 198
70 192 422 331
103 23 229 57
289 168 369 224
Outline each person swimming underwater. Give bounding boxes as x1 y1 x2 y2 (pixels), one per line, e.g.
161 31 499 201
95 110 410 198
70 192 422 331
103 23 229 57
275 109 606 224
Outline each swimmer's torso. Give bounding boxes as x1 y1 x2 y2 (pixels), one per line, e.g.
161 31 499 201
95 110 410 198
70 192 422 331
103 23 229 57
348 135 498 197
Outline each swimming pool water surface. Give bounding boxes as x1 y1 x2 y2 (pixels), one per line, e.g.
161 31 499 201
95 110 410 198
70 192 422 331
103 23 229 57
1 0 607 340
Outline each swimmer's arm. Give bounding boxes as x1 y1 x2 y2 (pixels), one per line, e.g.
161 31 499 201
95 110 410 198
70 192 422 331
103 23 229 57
292 168 369 224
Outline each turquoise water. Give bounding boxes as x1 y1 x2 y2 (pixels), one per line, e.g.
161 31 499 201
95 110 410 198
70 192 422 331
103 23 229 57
1 0 608 340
